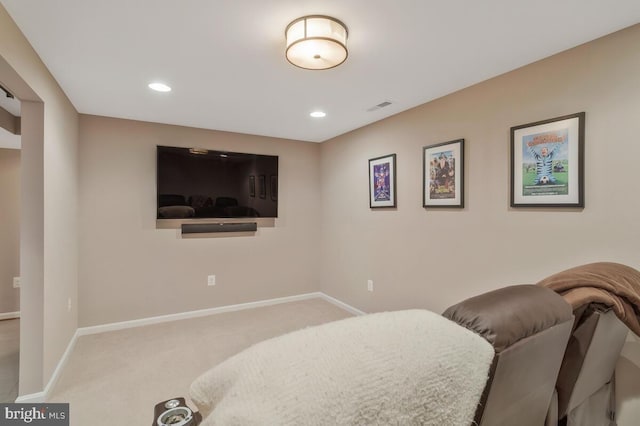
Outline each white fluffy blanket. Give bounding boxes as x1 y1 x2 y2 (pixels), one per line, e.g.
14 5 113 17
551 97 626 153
190 310 494 426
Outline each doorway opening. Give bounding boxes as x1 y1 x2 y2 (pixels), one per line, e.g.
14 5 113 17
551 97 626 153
0 85 21 402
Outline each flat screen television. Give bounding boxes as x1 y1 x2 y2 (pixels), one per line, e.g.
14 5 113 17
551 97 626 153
156 146 278 219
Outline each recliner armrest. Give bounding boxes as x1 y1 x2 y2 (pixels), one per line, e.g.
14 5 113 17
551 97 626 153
443 284 573 352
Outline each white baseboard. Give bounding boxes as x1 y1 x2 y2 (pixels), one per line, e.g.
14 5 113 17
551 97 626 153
77 292 324 336
318 293 367 316
14 391 46 403
42 329 80 398
18 291 364 402
14 328 79 403
0 311 20 320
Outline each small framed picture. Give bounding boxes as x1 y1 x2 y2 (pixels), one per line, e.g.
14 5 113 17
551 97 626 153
510 112 585 207
423 139 464 208
258 175 266 199
270 175 278 201
368 154 397 208
249 175 255 198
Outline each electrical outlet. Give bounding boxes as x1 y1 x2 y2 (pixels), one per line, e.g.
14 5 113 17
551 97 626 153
367 279 374 292
207 275 216 286
67 298 72 312
13 277 20 288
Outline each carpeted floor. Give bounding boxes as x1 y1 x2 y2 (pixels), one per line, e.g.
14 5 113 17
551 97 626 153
0 318 19 403
47 298 352 426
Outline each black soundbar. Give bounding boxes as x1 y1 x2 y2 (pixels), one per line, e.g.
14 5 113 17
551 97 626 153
181 222 258 234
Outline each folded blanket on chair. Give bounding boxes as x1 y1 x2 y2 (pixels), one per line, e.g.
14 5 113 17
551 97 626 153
537 262 640 336
190 309 494 426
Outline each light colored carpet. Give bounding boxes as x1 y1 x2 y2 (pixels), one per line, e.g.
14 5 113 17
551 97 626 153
0 318 19 403
48 298 352 426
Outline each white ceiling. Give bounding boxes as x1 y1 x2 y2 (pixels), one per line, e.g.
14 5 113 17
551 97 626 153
2 1 640 143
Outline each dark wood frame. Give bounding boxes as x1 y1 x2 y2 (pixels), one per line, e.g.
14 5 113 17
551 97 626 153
368 153 397 208
510 112 585 208
423 139 465 208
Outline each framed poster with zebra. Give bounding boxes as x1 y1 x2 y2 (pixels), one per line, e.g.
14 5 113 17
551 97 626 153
510 112 585 208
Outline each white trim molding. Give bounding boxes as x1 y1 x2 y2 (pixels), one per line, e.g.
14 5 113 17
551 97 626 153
318 293 366 316
0 311 20 320
14 328 80 403
17 292 365 402
42 329 80 399
14 391 46 404
77 292 327 336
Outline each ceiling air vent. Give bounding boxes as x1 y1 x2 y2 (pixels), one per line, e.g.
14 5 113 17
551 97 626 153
366 101 392 112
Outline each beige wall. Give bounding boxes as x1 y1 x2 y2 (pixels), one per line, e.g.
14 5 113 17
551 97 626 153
0 148 20 314
2 0 639 403
319 24 640 314
0 5 79 395
78 115 321 327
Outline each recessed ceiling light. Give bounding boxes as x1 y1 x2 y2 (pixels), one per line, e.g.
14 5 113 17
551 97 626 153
148 82 171 92
310 111 326 118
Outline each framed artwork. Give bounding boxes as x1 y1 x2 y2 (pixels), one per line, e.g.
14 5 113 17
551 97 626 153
510 112 585 207
423 139 464 208
368 154 396 208
249 175 256 197
270 175 278 201
258 175 266 199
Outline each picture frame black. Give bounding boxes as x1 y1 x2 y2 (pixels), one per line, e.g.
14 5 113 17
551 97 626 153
368 154 397 208
270 175 278 201
510 112 585 208
258 175 266 199
249 175 255 198
423 139 464 208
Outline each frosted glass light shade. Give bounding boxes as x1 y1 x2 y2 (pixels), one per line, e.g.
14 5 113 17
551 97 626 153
285 16 348 70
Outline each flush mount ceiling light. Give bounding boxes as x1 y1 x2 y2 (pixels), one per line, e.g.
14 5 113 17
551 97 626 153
285 15 348 70
310 111 326 118
148 82 171 92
